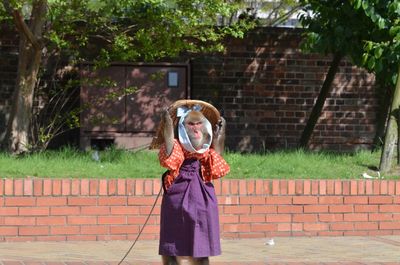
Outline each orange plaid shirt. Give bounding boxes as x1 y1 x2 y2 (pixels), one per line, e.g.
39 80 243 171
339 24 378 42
159 139 230 189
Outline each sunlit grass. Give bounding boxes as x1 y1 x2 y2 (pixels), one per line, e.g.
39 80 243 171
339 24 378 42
0 146 398 179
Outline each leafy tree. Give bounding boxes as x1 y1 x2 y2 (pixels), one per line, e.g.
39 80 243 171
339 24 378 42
298 0 378 149
300 0 400 173
353 0 400 172
0 0 254 154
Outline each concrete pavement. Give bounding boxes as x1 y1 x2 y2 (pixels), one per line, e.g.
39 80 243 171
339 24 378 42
1 236 400 264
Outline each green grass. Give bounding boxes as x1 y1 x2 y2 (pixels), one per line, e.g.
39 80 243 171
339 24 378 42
0 146 398 179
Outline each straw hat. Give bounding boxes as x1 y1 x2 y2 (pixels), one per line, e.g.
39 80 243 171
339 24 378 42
150 99 221 149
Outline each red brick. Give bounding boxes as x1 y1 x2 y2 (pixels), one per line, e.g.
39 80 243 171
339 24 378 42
67 235 97 241
251 205 277 214
24 179 33 195
239 196 265 205
108 179 117 195
326 180 335 195
4 216 35 225
230 180 239 195
68 197 97 206
0 179 3 195
89 179 98 195
15 179 25 196
51 206 80 215
396 181 400 195
19 207 49 216
217 196 239 205
37 197 67 206
221 179 230 195
135 179 144 195
144 179 153 195
61 179 71 196
52 179 62 195
67 216 97 225
369 213 393 221
277 205 303 213
304 205 329 213
0 207 18 215
319 196 343 204
380 221 400 229
239 214 265 223
153 179 162 195
117 179 126 195
272 180 279 195
99 179 108 196
0 227 18 235
388 180 395 195
127 216 148 224
43 179 52 195
139 205 161 215
380 180 388 194
224 205 251 214
239 179 247 195
319 213 343 222
37 216 66 225
303 223 328 231
80 179 89 195
358 181 365 195
81 225 108 234
350 180 357 195
71 179 81 195
292 196 318 205
334 180 342 195
5 197 35 206
142 224 160 234
369 196 393 204
380 205 400 213
330 222 354 230
373 180 380 195
111 206 140 215
266 214 291 223
247 180 255 195
219 215 239 224
354 221 378 230
303 180 311 195
266 196 292 204
263 180 270 194
354 204 378 212
365 180 373 194
343 213 368 221
51 226 80 235
19 226 49 235
329 205 353 213
5 179 14 195
99 196 126 205
292 214 318 222
342 181 350 195
250 223 277 232
33 179 43 196
344 196 368 204
311 180 319 195
110 225 139 234
279 180 287 194
319 180 326 195
277 223 291 231
98 216 126 224
255 180 264 195
295 180 303 195
80 206 110 215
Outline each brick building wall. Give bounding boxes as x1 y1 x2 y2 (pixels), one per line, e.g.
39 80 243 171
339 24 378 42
0 23 18 142
0 26 379 152
191 27 378 152
0 178 399 242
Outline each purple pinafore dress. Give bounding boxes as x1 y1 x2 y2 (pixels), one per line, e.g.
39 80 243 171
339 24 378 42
159 158 221 258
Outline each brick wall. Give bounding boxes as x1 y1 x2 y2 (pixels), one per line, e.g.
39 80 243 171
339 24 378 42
191 27 378 152
0 26 380 152
0 178 399 242
0 23 18 142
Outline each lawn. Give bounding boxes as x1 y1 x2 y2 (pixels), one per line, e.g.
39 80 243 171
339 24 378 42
0 147 398 179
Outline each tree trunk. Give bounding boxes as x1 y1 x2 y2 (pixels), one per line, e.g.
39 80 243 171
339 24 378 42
298 52 343 149
379 66 400 173
2 0 47 153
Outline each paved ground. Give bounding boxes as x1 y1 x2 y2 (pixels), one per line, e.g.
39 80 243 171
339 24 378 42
0 236 400 265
